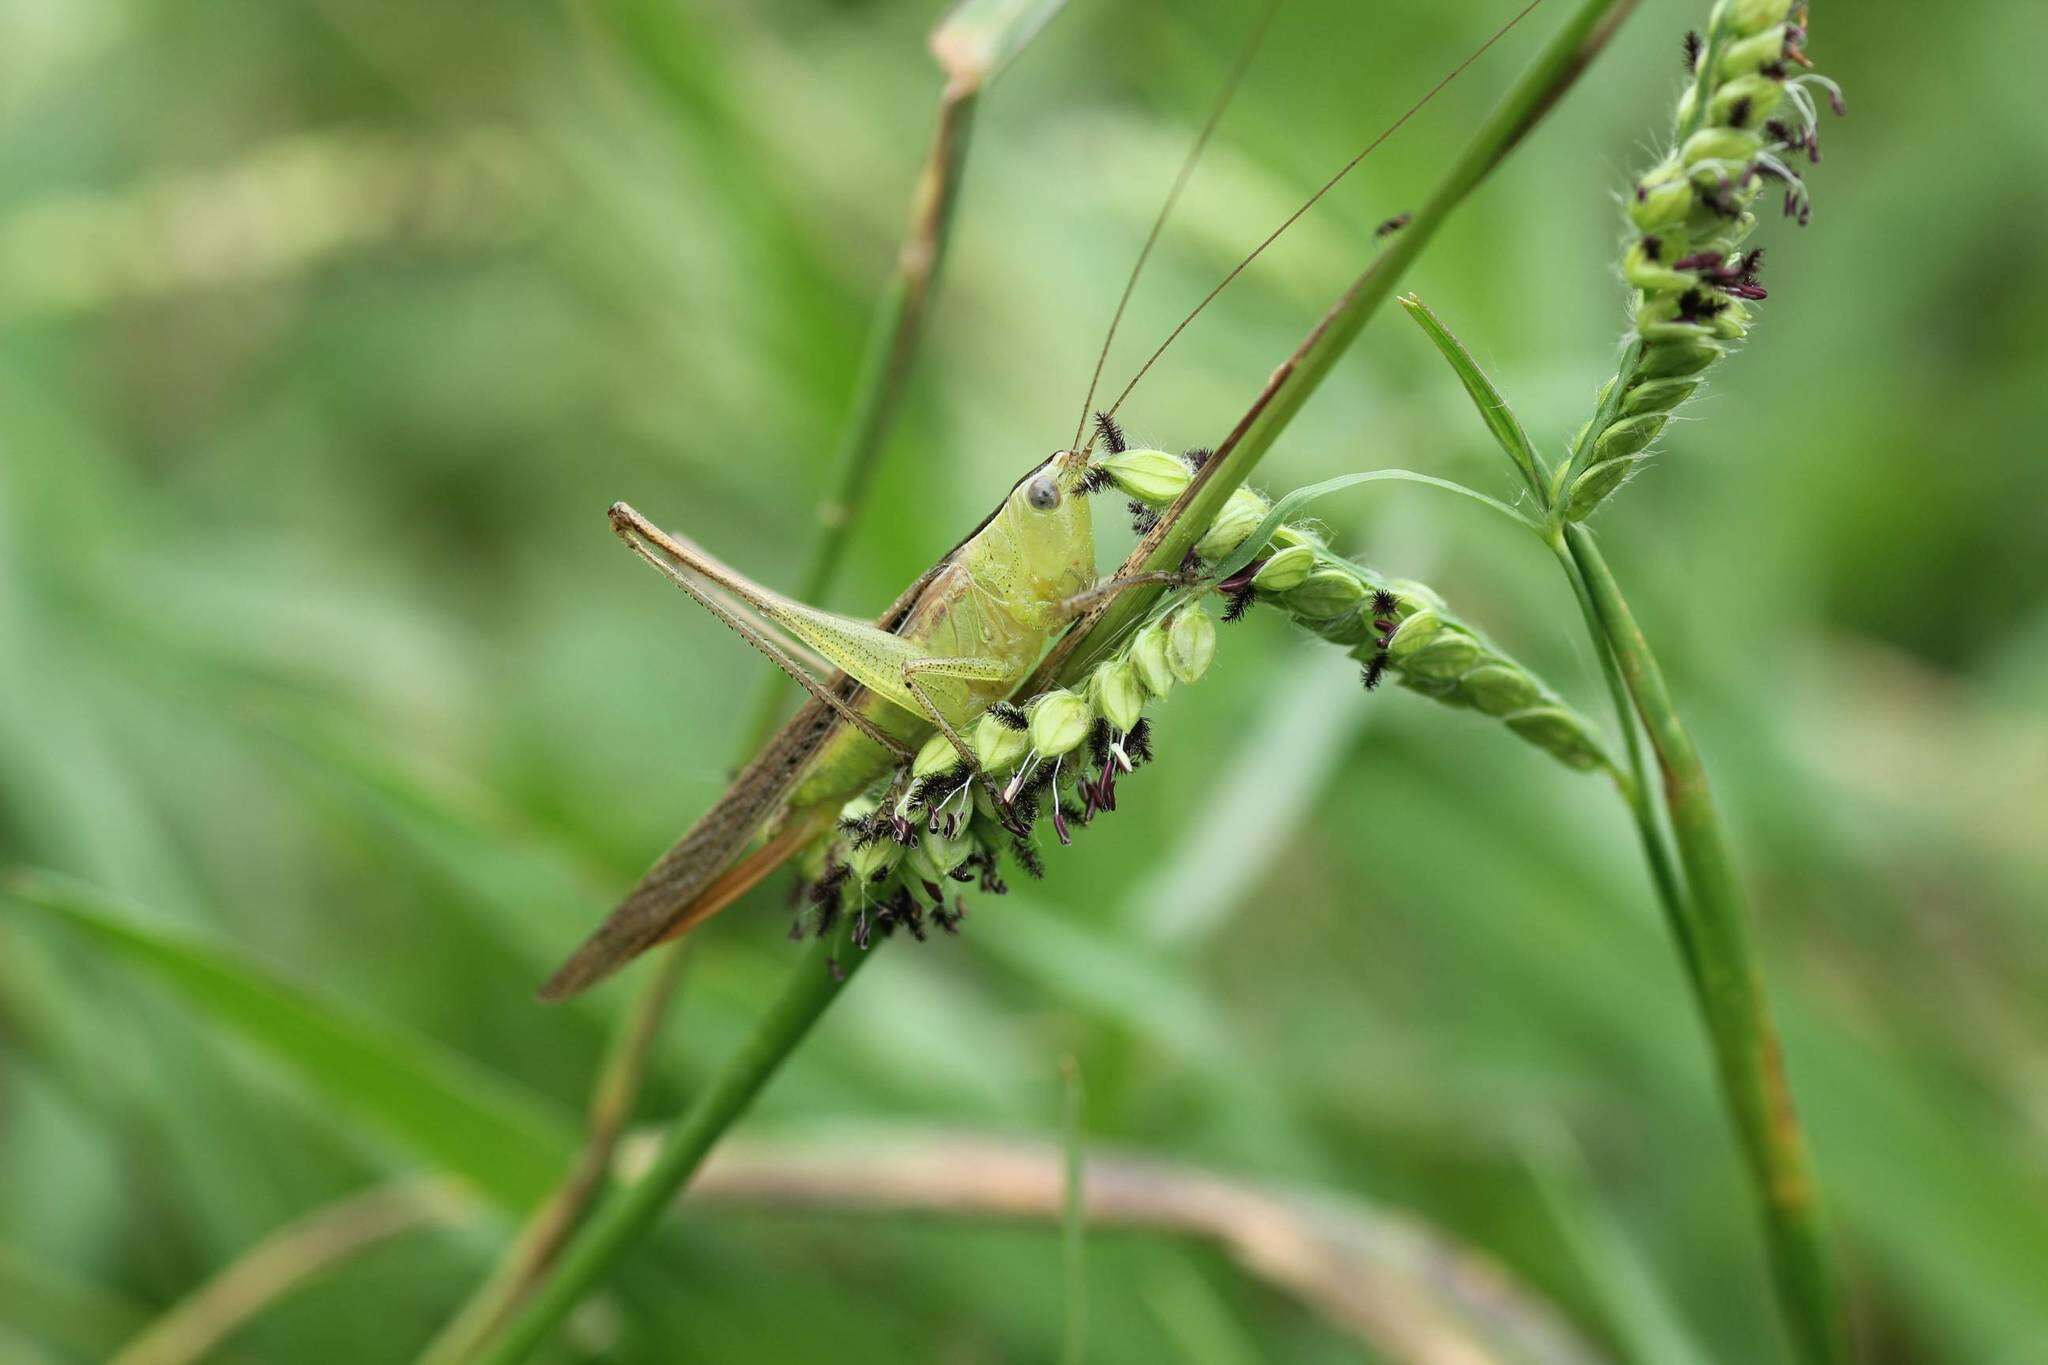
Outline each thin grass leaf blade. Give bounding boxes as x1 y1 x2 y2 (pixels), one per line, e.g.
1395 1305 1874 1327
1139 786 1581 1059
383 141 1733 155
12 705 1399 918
1209 468 1534 586
1399 294 1549 502
4 871 576 1210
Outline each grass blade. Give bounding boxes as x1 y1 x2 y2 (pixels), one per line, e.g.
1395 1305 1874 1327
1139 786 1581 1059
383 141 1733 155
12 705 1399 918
4 871 576 1211
1399 294 1550 502
1563 526 1846 1363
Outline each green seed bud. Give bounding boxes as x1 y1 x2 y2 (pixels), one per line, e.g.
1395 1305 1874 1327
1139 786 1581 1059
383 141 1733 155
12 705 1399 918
906 825 973 884
1636 336 1724 379
1710 296 1752 341
1727 0 1793 38
1505 707 1606 771
1166 605 1217 684
972 780 1002 824
848 833 901 883
1271 521 1323 551
1402 672 1470 708
1195 487 1271 562
1384 609 1444 663
1130 623 1175 697
1620 377 1700 417
1566 458 1640 521
1676 82 1700 131
1400 633 1482 682
1386 580 1443 613
973 710 1030 773
1286 566 1368 620
1089 659 1145 733
1593 413 1667 465
1028 689 1091 757
1680 126 1762 170
1311 610 1373 649
911 732 962 780
1719 25 1786 76
1635 292 1709 340
1251 544 1316 593
1638 319 1716 345
1460 663 1541 717
1711 73 1782 128
1623 238 1695 293
1628 167 1692 231
1098 448 1191 505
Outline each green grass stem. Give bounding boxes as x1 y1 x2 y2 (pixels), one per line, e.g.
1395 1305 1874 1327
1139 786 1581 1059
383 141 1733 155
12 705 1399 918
1565 523 1846 1365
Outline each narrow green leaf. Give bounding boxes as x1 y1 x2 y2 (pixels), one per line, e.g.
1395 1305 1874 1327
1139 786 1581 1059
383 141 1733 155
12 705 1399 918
4 871 576 1211
1400 294 1549 503
1209 467 1536 586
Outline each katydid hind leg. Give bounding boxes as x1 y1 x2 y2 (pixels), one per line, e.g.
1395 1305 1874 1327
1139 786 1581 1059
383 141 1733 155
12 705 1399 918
538 695 845 1000
611 503 913 759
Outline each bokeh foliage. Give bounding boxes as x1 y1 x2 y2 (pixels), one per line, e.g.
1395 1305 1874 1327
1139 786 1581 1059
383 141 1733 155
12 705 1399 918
1 0 2043 1360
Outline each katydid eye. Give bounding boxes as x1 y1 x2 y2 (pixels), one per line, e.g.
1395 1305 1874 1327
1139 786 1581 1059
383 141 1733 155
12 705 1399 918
1025 474 1061 511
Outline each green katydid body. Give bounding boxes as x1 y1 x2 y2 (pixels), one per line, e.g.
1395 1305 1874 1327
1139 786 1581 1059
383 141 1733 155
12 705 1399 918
539 450 1096 999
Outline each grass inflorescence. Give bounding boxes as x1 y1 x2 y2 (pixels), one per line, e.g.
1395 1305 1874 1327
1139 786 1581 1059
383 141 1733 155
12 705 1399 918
1559 0 1842 520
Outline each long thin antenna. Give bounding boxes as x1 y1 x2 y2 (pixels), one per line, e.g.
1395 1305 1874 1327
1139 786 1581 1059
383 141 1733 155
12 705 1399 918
1100 0 1546 426
1069 0 1286 455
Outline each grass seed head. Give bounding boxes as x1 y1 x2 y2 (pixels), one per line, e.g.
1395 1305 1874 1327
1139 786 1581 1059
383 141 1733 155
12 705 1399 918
1569 2 1840 521
1165 604 1217 684
912 732 963 781
1028 689 1092 757
1194 487 1272 562
1286 567 1368 620
1130 622 1176 698
973 709 1032 772
1089 659 1145 733
1250 543 1316 593
1098 448 1193 504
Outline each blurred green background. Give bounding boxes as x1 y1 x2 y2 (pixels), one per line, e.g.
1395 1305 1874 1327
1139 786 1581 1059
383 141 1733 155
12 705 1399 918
2 0 2043 1361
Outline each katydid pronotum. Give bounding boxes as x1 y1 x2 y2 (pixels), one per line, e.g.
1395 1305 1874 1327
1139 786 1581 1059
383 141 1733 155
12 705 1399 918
539 0 1541 1000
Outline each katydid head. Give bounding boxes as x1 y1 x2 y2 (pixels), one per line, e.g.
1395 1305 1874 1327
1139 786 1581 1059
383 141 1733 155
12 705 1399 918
964 451 1096 624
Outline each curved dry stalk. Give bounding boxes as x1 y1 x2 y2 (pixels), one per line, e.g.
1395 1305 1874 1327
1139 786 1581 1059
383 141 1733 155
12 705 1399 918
112 1179 469 1365
674 1131 1611 1365
98 1130 1610 1365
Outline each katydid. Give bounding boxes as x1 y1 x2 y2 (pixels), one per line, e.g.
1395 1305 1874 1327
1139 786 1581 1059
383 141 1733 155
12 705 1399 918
540 0 1550 1000
540 453 1124 999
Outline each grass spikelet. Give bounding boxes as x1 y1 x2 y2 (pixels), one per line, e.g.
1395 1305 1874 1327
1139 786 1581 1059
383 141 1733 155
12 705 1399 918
1558 0 1842 520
